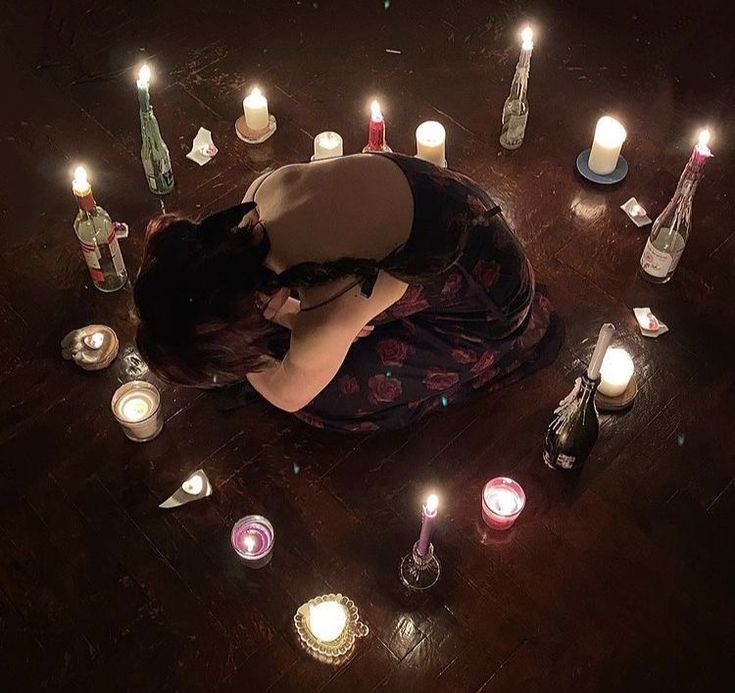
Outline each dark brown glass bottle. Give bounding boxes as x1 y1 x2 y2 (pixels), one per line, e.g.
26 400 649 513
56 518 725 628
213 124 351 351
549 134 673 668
543 323 615 471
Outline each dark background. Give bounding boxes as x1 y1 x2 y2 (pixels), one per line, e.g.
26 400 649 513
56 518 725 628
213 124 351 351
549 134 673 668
0 1 733 690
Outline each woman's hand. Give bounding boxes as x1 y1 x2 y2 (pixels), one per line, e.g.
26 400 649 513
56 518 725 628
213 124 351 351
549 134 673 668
257 288 300 329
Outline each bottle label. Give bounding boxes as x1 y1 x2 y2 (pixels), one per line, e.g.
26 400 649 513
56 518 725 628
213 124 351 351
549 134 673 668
79 239 104 283
556 453 576 470
501 112 528 144
640 238 673 278
107 231 126 275
161 164 173 188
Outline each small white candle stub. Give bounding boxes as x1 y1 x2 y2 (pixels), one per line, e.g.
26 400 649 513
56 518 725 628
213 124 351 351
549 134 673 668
598 348 635 398
186 127 218 166
620 197 652 227
313 131 344 160
243 87 269 131
182 473 204 495
415 121 447 167
588 116 627 175
159 469 212 509
308 600 348 643
633 307 669 338
72 165 91 196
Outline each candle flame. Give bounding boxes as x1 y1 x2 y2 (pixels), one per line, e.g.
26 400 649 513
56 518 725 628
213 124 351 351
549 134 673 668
251 87 262 98
698 129 711 148
244 535 256 553
138 64 151 85
521 26 533 46
370 99 383 121
73 165 88 185
425 494 439 513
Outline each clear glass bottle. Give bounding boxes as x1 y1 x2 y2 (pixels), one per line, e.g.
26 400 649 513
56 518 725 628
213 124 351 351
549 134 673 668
137 65 174 195
543 323 614 471
500 28 533 150
639 130 712 283
72 167 127 292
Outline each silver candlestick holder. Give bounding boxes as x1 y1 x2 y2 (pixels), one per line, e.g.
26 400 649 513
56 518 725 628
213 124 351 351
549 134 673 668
399 541 441 591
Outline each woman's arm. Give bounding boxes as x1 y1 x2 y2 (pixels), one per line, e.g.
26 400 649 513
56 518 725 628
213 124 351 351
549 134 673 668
246 272 407 412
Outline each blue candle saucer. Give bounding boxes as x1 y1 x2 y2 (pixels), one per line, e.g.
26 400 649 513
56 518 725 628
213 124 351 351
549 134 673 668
576 149 628 184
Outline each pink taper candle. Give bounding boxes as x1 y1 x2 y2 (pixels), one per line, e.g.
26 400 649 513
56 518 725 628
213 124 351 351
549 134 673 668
416 494 438 556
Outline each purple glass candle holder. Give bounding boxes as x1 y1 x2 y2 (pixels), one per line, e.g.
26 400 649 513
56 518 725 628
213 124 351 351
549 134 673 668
231 515 275 568
482 477 526 530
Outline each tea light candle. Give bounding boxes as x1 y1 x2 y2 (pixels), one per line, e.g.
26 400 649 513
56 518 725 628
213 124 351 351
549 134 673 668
482 477 526 530
588 116 627 175
416 493 438 556
415 121 446 167
630 203 646 218
111 381 163 442
83 331 104 350
308 600 348 642
313 131 344 160
231 515 275 568
182 473 204 495
243 87 270 131
598 347 635 397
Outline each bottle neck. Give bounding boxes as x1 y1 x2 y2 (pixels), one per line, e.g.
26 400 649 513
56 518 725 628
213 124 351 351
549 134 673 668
509 47 532 101
137 83 151 113
579 374 599 397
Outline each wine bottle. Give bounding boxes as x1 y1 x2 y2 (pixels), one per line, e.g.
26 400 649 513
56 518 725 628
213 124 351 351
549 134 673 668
499 27 533 151
543 323 615 471
136 65 174 195
72 166 127 292
639 129 712 283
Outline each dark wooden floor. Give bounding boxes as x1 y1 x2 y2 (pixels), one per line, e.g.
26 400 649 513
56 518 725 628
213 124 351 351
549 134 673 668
1 0 734 690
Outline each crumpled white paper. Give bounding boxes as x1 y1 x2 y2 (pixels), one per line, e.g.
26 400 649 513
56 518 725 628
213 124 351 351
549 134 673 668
634 307 668 338
186 127 218 166
621 197 652 227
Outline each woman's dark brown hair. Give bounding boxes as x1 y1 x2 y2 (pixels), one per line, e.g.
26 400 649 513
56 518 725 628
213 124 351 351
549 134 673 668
134 201 463 388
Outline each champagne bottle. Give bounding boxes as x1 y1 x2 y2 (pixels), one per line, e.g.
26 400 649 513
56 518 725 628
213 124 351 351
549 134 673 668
72 166 127 292
639 129 712 283
543 323 615 471
136 65 174 195
499 27 533 150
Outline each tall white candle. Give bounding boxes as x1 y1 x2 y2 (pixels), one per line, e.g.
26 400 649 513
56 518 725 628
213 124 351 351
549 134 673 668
415 121 446 167
598 347 634 397
313 131 343 160
588 116 627 175
243 87 270 131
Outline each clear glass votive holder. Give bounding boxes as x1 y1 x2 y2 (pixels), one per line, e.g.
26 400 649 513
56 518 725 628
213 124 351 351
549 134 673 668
481 477 526 530
231 515 275 568
111 380 163 442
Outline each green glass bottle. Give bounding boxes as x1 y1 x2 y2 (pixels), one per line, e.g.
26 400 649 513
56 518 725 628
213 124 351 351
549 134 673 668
136 65 174 195
72 166 127 292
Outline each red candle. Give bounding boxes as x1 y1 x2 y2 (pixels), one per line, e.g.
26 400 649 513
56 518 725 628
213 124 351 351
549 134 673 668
362 100 391 153
481 478 525 530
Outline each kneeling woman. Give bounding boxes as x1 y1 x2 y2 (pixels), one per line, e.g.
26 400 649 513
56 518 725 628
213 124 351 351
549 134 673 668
134 153 562 431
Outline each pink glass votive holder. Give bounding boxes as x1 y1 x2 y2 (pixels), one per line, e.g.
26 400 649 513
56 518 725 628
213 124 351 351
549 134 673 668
231 515 275 569
481 477 526 530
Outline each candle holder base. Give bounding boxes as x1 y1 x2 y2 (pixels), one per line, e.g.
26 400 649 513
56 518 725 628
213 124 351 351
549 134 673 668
362 143 393 153
595 373 638 412
235 115 277 144
399 541 441 591
576 149 628 184
414 154 447 168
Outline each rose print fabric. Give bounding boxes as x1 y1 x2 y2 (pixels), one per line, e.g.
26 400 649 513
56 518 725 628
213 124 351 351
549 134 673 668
293 153 562 431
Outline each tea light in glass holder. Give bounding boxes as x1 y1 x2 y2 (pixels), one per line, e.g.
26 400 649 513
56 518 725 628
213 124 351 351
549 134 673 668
231 515 275 568
308 600 348 642
481 477 526 530
111 381 163 442
312 131 343 160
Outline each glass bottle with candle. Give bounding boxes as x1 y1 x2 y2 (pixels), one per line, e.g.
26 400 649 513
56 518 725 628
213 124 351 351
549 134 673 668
500 27 533 150
639 130 712 283
72 166 127 292
543 323 615 471
137 65 174 195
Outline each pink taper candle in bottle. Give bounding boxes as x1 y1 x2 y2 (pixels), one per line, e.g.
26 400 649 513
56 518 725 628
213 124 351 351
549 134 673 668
362 99 392 153
416 494 438 556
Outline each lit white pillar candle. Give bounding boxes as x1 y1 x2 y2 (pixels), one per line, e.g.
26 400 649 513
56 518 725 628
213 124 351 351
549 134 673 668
308 600 347 642
598 347 635 397
313 131 343 160
588 116 627 175
415 121 446 167
243 87 270 131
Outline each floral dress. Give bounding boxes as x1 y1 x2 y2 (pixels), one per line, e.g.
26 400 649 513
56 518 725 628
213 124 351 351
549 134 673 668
292 153 562 431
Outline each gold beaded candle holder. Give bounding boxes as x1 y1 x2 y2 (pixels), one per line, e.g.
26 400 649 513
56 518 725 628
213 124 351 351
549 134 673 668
294 593 369 665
